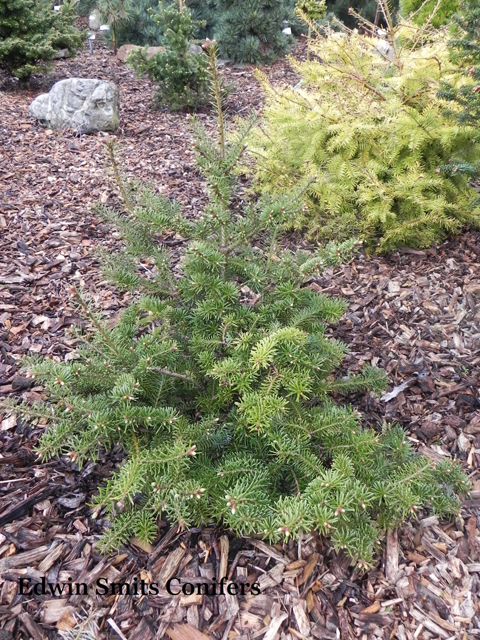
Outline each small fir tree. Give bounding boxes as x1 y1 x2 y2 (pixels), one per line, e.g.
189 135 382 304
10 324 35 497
249 9 480 251
214 0 294 64
12 45 469 563
77 0 164 48
0 0 84 79
127 2 209 111
96 0 132 54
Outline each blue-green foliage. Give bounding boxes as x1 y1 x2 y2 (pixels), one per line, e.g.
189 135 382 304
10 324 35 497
214 0 295 63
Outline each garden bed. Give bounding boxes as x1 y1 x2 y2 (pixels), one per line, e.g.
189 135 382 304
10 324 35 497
0 39 479 640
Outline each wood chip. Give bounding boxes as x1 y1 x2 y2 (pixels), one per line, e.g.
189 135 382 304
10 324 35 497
166 623 212 640
0 545 51 572
41 599 76 625
298 552 319 587
37 542 64 573
156 547 186 584
249 540 288 564
263 612 288 640
218 535 229 581
292 598 310 637
360 601 381 614
386 530 399 583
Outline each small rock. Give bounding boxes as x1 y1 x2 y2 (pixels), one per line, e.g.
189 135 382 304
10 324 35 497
117 44 165 62
53 49 70 60
388 280 401 294
375 38 395 61
188 43 204 55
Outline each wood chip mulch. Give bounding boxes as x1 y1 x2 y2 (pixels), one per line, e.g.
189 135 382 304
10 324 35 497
0 39 479 640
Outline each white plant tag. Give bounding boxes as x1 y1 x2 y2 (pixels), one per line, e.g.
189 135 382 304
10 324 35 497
282 27 292 35
99 24 111 31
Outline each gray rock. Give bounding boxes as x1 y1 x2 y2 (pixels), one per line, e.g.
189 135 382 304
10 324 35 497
117 44 165 62
117 43 202 63
53 49 71 60
188 43 204 55
28 78 119 134
375 39 395 61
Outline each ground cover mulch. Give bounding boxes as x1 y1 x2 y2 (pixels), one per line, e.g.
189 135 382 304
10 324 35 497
0 38 479 640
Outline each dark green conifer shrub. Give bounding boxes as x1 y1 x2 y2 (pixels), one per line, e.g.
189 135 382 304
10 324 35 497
14 45 469 564
127 3 209 111
0 0 84 79
185 0 217 39
438 0 480 133
325 0 399 28
214 0 294 64
250 12 480 251
105 0 163 47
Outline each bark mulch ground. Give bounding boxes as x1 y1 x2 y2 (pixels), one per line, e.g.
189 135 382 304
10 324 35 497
0 39 479 640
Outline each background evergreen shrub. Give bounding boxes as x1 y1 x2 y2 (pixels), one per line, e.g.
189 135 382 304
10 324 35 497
103 0 163 48
186 0 217 39
76 0 213 50
399 0 460 27
214 0 294 64
15 49 469 563
439 0 480 132
127 3 209 111
249 18 480 251
325 0 399 28
0 0 84 79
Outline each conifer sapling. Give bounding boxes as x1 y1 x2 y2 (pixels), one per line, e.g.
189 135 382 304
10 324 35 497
127 1 209 111
13 43 470 564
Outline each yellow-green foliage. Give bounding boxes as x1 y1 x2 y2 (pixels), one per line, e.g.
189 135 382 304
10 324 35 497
250 22 480 252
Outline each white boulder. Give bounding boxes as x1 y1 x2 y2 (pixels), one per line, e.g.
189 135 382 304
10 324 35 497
29 78 119 134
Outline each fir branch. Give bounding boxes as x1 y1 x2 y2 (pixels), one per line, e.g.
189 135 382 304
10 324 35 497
149 367 202 388
67 287 130 368
106 138 133 214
